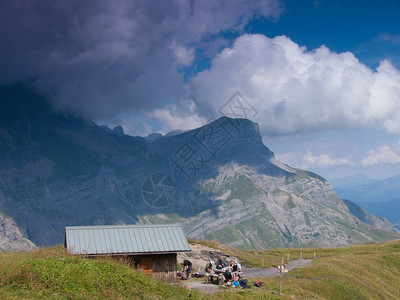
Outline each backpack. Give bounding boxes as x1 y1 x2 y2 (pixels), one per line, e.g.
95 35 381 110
253 281 264 287
239 279 251 289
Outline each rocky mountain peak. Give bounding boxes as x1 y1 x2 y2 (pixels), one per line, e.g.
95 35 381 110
0 85 399 250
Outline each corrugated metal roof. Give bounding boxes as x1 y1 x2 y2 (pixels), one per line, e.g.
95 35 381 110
65 223 191 255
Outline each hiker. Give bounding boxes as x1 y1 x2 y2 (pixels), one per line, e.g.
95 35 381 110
223 268 232 282
204 260 214 283
231 260 242 272
232 273 240 287
216 256 224 269
236 261 242 272
230 260 237 271
182 259 192 277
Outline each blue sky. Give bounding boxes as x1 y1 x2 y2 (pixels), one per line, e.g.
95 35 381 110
248 0 400 69
2 0 400 185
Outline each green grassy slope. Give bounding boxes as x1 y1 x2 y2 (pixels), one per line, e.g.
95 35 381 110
190 239 400 299
0 246 193 299
0 240 399 299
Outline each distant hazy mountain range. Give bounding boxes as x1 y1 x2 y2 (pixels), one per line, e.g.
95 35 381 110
0 85 399 251
334 174 400 203
334 175 400 230
354 199 400 230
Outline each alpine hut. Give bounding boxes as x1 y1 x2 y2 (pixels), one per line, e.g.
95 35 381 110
64 223 191 282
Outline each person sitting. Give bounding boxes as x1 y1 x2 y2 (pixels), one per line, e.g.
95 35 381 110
223 268 232 283
204 260 214 283
216 256 224 269
236 261 242 272
231 260 238 272
222 257 230 268
231 260 242 272
232 273 239 287
182 259 192 278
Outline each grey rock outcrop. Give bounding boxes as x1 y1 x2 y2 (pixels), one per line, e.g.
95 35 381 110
0 213 36 251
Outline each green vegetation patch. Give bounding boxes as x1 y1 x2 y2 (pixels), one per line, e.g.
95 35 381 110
0 246 192 299
0 211 11 219
200 173 263 203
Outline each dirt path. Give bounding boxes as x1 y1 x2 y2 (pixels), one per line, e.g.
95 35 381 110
242 258 313 278
180 281 222 294
180 259 313 293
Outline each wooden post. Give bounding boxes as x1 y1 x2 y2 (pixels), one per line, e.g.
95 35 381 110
279 257 283 295
287 253 290 261
300 251 302 259
314 251 316 258
262 258 264 267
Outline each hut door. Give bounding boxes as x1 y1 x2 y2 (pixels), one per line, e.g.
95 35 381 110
141 257 152 276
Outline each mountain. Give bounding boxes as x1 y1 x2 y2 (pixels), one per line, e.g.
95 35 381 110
1 85 399 249
356 199 400 230
330 173 379 190
334 175 400 230
334 173 400 203
342 199 399 232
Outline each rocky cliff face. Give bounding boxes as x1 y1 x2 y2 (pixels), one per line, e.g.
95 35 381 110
144 160 400 249
0 213 36 251
342 199 399 233
0 85 399 250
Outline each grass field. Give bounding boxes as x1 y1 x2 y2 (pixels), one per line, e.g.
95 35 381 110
0 240 399 299
190 238 400 299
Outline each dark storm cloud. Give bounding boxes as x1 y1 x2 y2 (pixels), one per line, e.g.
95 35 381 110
0 0 282 120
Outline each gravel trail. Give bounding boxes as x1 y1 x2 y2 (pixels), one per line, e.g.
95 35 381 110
180 259 313 293
242 258 313 278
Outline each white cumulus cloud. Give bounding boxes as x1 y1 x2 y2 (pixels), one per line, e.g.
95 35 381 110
303 151 353 167
190 34 400 135
276 150 353 169
361 144 400 166
148 100 206 133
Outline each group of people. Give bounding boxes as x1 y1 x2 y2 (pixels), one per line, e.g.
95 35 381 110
204 256 242 285
216 256 242 272
180 255 242 285
180 256 258 289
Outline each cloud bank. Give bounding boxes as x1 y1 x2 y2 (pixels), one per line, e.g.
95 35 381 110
190 34 400 135
3 1 400 138
0 0 281 121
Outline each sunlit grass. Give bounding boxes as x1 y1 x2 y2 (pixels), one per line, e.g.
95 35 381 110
0 246 193 299
0 240 399 299
190 238 400 299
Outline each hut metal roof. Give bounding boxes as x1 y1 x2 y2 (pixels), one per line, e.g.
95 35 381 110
65 223 190 255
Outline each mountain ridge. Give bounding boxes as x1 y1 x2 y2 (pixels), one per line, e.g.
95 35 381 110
0 85 399 249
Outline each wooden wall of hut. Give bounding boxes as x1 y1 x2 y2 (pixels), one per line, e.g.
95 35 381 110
133 253 177 282
152 253 177 282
